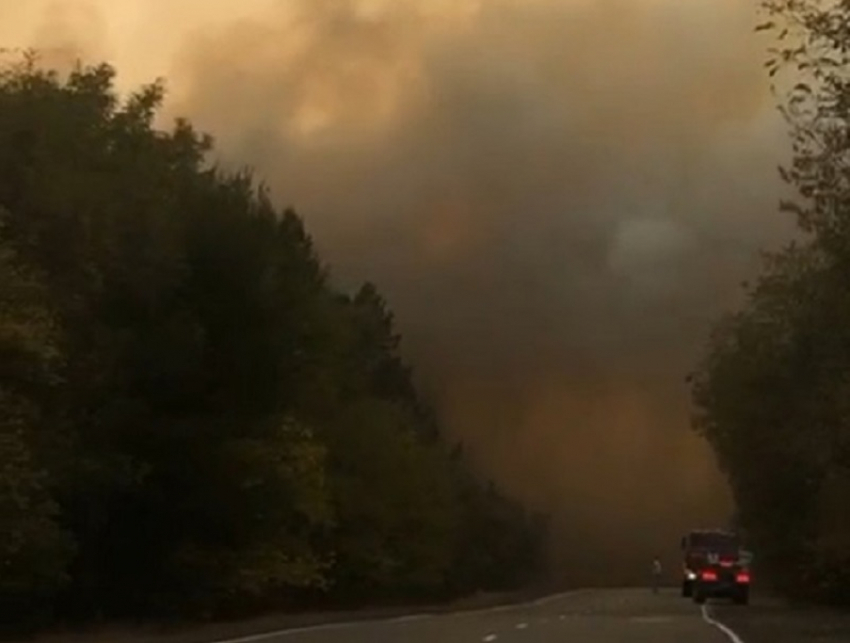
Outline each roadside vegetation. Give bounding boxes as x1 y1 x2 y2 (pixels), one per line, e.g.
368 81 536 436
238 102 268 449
0 54 547 634
690 0 850 607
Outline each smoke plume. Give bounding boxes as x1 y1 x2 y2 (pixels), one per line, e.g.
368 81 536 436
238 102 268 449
4 0 797 581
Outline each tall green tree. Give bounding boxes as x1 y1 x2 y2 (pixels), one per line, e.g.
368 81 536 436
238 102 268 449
0 54 547 627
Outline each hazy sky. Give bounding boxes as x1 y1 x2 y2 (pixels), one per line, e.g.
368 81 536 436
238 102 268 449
2 0 797 576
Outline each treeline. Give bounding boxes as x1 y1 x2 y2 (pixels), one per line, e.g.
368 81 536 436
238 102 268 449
690 0 850 606
0 57 547 632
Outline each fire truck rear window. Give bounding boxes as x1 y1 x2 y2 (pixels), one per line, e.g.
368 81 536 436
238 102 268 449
689 533 738 549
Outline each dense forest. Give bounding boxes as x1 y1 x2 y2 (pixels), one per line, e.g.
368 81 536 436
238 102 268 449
690 0 850 606
0 55 547 633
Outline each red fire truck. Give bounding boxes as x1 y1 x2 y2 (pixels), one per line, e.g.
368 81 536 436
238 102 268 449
680 529 751 605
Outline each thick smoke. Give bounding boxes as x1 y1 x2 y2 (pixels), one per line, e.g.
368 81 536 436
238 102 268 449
5 0 797 581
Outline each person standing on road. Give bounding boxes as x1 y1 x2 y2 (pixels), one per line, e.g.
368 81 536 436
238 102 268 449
651 557 662 594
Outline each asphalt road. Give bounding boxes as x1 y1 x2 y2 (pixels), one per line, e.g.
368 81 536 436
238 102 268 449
207 588 736 643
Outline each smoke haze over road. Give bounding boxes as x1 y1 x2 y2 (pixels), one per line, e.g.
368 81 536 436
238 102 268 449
1 0 797 581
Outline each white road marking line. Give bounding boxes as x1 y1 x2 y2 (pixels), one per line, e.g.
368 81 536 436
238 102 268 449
450 589 588 616
209 589 589 642
210 614 431 643
701 604 746 643
531 589 591 606
388 614 432 623
210 621 353 643
482 634 498 642
515 622 528 629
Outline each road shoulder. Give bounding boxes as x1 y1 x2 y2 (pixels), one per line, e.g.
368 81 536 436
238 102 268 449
13 588 560 643
710 597 850 643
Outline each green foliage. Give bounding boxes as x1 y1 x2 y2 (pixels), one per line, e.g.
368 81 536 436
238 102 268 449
165 419 333 612
447 467 549 594
692 0 850 605
0 221 74 632
0 55 547 627
323 398 458 596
